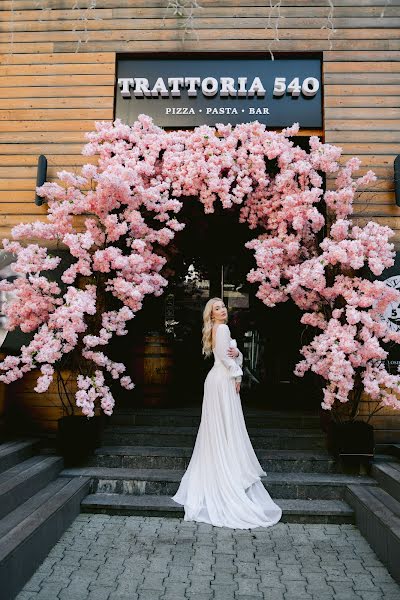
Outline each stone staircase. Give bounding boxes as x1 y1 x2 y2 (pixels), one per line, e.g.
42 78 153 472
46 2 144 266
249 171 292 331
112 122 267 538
1 411 398 595
0 438 90 600
345 454 400 586
58 407 393 524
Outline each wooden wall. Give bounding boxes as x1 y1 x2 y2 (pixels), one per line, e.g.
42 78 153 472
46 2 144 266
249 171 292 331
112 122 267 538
0 0 399 244
0 0 400 436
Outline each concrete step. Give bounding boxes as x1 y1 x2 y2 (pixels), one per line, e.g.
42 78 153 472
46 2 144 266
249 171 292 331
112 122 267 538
81 493 355 524
0 455 64 519
107 408 321 429
0 476 91 600
60 466 377 500
345 484 400 586
102 426 326 450
371 461 400 503
374 430 400 445
382 444 400 459
87 445 337 473
0 439 41 474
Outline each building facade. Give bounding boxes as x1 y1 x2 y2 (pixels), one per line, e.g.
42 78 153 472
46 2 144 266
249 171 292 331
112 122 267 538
1 0 400 439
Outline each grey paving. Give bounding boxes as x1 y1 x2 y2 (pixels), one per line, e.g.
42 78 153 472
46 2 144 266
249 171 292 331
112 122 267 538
15 514 400 600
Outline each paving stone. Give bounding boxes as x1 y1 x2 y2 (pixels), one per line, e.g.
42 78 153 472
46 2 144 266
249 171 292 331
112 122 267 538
233 561 258 577
34 583 65 600
280 565 306 581
15 513 400 600
306 586 335 596
187 574 213 593
42 574 70 587
213 571 236 585
236 578 263 595
378 582 400 595
234 596 263 600
283 594 312 600
254 592 285 600
344 559 370 574
86 587 114 600
355 593 387 600
329 595 363 600
137 574 166 592
15 593 39 600
58 591 88 600
134 591 163 600
109 594 138 600
351 575 380 591
162 580 187 595
113 581 141 594
211 582 239 594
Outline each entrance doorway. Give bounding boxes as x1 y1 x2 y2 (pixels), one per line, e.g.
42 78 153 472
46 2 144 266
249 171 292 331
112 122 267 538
112 188 321 411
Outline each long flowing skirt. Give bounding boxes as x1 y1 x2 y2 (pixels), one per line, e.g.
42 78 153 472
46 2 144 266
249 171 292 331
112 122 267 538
171 364 283 529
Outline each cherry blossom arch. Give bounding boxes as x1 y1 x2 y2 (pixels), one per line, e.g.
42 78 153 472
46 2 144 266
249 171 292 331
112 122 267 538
1 114 400 420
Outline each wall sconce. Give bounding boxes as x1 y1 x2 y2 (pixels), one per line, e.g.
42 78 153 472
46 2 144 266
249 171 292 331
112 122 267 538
395 155 400 207
34 154 47 206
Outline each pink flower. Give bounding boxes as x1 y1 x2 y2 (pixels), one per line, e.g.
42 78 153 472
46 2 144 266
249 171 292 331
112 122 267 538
0 115 397 418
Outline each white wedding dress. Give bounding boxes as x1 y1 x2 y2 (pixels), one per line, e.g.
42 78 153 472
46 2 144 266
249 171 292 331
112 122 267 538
171 323 283 529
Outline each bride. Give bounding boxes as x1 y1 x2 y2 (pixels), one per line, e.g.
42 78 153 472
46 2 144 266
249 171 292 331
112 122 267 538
171 297 283 529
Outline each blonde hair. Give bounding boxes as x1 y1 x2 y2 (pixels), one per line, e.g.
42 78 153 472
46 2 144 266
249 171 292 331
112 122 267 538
202 297 227 357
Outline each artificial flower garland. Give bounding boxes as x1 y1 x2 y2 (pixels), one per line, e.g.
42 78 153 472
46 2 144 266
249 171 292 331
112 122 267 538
0 114 399 419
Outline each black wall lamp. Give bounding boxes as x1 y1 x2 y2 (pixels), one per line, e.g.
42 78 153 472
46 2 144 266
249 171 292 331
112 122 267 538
34 154 47 206
395 154 400 207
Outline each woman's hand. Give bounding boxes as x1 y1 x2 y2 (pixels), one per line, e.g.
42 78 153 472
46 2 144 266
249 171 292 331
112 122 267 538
227 347 240 358
235 380 241 394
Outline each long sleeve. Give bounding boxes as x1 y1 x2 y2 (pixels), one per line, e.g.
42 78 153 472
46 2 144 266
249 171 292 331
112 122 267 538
233 346 243 383
214 324 243 380
235 347 243 368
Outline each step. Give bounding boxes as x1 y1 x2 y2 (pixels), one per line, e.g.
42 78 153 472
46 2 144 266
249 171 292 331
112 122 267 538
87 445 337 473
60 466 377 500
382 444 400 459
107 408 321 429
0 439 41 474
102 426 326 450
371 461 400 503
374 430 400 445
0 455 64 519
345 484 400 586
81 493 355 524
0 476 91 600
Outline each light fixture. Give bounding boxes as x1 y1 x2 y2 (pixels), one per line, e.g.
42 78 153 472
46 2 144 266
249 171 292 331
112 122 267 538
395 155 400 207
34 154 47 206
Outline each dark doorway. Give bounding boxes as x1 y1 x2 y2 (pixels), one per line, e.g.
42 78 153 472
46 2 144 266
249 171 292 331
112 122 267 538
111 194 321 411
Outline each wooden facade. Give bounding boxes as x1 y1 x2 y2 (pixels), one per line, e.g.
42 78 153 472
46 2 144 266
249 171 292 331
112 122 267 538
0 0 400 437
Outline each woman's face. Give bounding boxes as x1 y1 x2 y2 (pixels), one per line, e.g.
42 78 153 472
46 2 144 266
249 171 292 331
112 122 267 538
211 300 227 323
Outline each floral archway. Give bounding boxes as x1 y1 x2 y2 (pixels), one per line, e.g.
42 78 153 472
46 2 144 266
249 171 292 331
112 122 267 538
1 114 400 420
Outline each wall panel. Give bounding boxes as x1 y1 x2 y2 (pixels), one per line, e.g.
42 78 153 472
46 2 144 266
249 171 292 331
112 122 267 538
0 1 399 435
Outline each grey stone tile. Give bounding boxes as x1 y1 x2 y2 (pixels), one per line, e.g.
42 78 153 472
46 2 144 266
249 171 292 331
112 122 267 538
15 513 400 600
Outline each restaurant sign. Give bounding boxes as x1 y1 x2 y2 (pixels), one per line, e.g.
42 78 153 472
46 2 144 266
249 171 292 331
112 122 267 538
375 252 400 376
116 57 322 128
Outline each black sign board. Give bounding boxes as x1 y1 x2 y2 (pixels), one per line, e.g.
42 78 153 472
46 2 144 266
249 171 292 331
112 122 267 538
115 56 322 128
375 252 400 375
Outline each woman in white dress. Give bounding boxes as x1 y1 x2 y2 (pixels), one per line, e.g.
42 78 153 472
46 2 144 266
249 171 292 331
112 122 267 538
171 297 283 529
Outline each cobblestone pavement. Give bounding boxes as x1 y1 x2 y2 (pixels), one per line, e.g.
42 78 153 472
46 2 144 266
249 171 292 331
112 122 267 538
16 514 400 600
